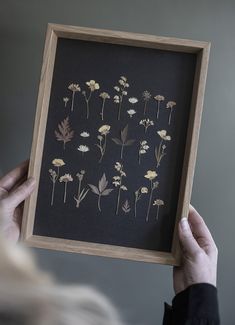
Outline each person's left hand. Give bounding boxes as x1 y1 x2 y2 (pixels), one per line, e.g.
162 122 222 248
0 160 36 243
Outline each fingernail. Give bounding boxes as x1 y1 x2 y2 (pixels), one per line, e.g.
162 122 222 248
180 217 190 231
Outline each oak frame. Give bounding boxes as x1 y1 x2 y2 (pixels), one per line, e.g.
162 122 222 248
21 23 210 266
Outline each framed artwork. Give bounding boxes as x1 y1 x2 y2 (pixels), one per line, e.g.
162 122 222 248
21 24 210 265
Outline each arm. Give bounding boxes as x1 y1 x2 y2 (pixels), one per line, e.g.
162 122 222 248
163 205 220 324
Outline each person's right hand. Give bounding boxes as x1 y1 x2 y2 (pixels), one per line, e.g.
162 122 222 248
0 160 36 243
173 204 218 295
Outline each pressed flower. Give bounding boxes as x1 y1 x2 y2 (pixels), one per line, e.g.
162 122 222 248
153 199 164 220
99 92 110 100
138 140 150 164
80 131 90 137
86 80 100 91
128 97 138 104
99 92 110 120
141 187 148 194
96 125 111 163
59 173 73 203
166 101 176 125
144 171 159 222
157 130 171 141
112 162 127 215
74 170 89 208
134 186 148 218
127 109 136 118
82 80 100 119
59 173 73 182
144 170 157 180
98 125 111 135
68 83 81 112
114 162 122 171
77 145 90 156
154 95 165 119
63 97 69 107
113 76 129 120
142 90 152 115
52 159 65 167
139 119 154 133
155 130 171 168
49 159 65 206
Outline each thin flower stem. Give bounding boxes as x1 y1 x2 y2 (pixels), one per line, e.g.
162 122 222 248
156 139 163 168
71 91 75 112
115 176 122 215
157 101 160 119
86 100 89 119
101 99 105 120
143 101 147 115
120 143 124 159
76 179 82 208
117 97 123 120
51 182 55 206
138 152 141 164
98 194 101 212
63 182 67 203
168 108 173 125
146 181 153 222
134 197 137 218
156 205 160 220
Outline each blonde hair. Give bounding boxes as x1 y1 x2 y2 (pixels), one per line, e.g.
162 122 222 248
0 238 125 325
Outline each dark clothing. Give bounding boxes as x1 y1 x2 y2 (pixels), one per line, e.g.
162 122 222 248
163 283 220 324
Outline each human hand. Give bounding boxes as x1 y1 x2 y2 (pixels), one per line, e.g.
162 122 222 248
0 160 36 243
173 204 218 295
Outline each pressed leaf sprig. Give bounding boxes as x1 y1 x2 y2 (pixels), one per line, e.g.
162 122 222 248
48 159 65 206
138 140 149 164
99 92 110 121
55 117 74 150
153 199 164 220
74 170 89 208
134 187 148 218
88 173 113 212
155 130 171 168
112 124 135 160
122 199 131 213
113 76 129 120
59 173 73 203
144 171 159 222
139 118 154 133
68 83 81 112
112 162 127 215
166 101 176 125
82 80 100 119
142 90 151 116
96 125 111 163
154 95 165 119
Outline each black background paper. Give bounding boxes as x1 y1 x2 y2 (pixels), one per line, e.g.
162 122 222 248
33 37 196 252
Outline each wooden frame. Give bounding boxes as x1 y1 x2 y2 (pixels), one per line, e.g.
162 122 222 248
21 24 210 265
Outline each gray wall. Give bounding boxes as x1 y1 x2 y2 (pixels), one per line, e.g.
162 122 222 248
1 1 234 324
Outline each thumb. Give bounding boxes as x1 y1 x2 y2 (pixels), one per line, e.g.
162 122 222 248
178 217 201 257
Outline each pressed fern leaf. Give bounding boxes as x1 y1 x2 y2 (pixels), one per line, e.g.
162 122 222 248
55 116 74 150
